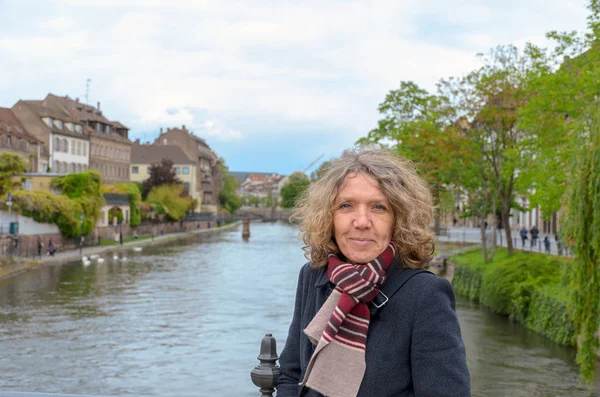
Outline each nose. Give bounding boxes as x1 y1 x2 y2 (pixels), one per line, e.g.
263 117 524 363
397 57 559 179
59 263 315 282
353 206 371 229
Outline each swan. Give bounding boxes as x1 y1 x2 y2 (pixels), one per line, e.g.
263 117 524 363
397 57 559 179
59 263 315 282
90 254 99 259
113 254 119 260
97 257 105 263
133 247 142 252
82 259 91 267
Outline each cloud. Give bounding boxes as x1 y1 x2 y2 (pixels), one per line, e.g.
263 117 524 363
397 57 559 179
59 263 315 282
0 0 590 171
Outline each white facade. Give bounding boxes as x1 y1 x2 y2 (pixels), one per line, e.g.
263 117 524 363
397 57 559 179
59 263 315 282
49 133 89 173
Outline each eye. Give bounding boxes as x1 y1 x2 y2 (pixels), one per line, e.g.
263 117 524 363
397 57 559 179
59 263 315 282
339 203 351 209
374 204 386 210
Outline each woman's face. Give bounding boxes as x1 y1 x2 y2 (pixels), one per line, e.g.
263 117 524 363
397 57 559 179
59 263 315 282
333 173 394 264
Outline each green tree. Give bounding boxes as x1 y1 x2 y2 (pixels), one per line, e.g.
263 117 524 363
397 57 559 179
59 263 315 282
280 172 309 208
218 162 242 215
310 161 331 181
146 184 194 221
0 152 28 194
142 158 181 199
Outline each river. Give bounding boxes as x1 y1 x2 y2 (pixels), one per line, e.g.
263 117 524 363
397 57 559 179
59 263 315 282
0 222 598 396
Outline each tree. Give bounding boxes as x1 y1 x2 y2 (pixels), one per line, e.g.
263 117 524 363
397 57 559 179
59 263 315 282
310 161 331 181
357 81 467 236
142 158 181 199
146 184 194 221
219 162 242 215
280 172 309 208
0 152 28 194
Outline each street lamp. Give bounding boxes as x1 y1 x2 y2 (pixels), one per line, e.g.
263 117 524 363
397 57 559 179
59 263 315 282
79 212 84 255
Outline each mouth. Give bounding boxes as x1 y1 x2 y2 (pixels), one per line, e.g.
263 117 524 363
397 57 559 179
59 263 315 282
349 238 374 246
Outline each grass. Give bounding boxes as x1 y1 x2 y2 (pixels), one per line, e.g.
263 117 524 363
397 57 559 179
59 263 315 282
98 235 153 247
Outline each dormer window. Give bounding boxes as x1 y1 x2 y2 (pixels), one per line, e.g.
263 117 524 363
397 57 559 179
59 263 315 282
42 117 52 128
66 122 74 132
75 124 83 134
105 124 111 134
53 120 63 129
95 123 100 132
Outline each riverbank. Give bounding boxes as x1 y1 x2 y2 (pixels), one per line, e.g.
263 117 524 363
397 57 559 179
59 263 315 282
449 247 576 347
0 221 241 281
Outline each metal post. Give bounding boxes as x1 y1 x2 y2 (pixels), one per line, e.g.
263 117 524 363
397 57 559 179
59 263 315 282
251 334 281 397
79 212 84 256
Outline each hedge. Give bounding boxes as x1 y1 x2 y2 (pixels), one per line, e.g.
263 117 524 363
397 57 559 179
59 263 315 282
450 248 576 346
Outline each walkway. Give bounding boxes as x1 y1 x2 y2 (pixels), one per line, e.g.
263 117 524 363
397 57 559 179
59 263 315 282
41 221 241 264
436 226 573 257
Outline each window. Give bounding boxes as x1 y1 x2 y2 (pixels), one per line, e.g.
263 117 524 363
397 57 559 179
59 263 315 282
66 122 74 132
54 137 59 152
175 167 180 174
62 139 68 152
53 160 58 172
53 120 63 129
71 140 76 155
75 124 83 134
182 167 189 175
76 141 81 155
105 124 111 134
42 117 52 128
95 123 101 132
83 142 87 156
147 167 151 174
132 166 139 174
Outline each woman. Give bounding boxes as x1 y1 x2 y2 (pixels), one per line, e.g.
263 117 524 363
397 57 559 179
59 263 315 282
277 148 470 397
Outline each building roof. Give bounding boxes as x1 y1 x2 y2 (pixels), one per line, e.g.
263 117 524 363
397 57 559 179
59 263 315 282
230 171 280 185
0 108 40 143
19 101 89 140
43 93 130 131
131 142 195 165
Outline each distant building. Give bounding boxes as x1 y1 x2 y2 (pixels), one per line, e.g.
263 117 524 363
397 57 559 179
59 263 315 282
40 94 131 184
130 141 200 208
12 100 89 174
232 171 288 206
152 126 223 212
0 108 43 172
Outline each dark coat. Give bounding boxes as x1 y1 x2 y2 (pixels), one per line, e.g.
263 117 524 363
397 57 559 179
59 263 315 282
277 260 471 397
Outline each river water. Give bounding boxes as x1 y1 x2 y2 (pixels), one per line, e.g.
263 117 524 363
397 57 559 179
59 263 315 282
0 222 598 396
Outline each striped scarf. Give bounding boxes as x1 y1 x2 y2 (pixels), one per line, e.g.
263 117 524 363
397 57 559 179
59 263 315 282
300 245 395 397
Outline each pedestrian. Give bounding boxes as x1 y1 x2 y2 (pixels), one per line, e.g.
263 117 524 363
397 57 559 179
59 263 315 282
37 235 43 260
47 238 56 257
520 226 528 248
277 148 470 396
557 237 564 256
530 225 539 248
543 236 550 254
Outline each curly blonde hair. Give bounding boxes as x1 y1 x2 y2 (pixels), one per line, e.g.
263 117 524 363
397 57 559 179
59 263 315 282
291 148 434 268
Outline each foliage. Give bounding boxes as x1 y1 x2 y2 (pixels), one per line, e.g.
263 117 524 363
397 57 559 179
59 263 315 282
51 171 104 233
108 207 124 224
280 172 309 208
0 152 28 194
2 190 86 237
310 160 332 181
218 162 242 214
101 183 142 226
142 158 182 199
451 248 575 346
146 184 194 221
560 103 600 382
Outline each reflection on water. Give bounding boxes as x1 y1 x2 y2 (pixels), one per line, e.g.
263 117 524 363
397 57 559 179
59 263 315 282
0 222 598 396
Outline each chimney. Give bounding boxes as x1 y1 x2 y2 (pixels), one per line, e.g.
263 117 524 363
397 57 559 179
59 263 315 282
97 101 101 111
160 127 163 134
75 98 79 103
135 138 140 144
182 124 186 130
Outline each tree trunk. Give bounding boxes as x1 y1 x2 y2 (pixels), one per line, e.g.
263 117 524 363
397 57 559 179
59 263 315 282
502 197 514 254
432 184 441 235
490 194 497 261
480 214 488 262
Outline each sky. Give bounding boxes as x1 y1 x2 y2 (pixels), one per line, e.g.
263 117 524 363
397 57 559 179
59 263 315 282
0 0 589 175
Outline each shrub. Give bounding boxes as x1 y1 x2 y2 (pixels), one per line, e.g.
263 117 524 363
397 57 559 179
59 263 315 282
101 183 142 226
146 184 194 221
450 247 574 347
